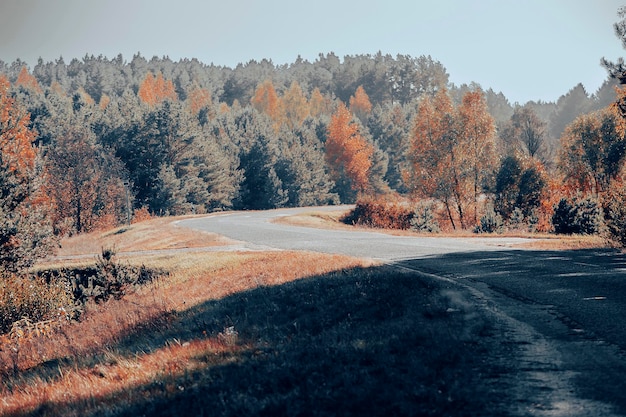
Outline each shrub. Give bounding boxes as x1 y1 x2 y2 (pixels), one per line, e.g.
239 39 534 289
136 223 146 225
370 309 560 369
0 274 74 335
410 204 440 233
342 199 414 230
36 248 162 307
552 196 602 235
1 248 164 338
603 182 626 247
474 207 504 234
132 206 153 224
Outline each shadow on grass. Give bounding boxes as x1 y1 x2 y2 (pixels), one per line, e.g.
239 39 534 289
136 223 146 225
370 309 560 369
14 247 626 416
13 261 507 417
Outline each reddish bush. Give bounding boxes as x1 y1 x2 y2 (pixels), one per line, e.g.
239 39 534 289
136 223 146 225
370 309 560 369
343 198 414 230
132 206 153 224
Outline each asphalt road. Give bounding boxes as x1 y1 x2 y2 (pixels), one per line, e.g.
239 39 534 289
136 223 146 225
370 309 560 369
179 206 626 416
179 206 530 260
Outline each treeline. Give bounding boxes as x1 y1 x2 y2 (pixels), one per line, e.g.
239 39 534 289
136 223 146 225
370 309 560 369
0 52 624 262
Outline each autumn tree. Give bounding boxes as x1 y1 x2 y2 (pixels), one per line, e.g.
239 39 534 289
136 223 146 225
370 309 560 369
45 131 127 234
309 87 332 118
458 89 496 223
558 108 626 197
15 66 42 93
138 71 177 105
407 88 470 229
250 79 284 130
349 85 373 123
326 102 374 201
0 75 55 272
281 81 309 130
186 84 213 116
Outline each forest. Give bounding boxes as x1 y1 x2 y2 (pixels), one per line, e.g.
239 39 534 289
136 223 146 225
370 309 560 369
1 44 626 273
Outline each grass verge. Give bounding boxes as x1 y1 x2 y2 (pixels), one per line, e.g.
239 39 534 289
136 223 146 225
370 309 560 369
276 209 608 250
0 215 510 416
52 215 230 258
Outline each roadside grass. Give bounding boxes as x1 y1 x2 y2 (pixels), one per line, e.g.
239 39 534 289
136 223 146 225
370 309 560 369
277 209 608 250
0 216 509 416
53 215 229 258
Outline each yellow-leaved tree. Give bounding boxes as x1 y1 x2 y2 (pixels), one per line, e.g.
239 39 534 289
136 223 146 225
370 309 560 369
326 102 374 199
138 71 178 105
407 88 495 229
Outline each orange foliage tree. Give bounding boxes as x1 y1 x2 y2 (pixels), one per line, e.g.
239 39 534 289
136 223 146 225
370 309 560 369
281 81 309 129
559 108 625 197
309 87 332 117
349 85 373 122
407 88 497 229
44 131 127 234
187 85 213 116
458 89 497 223
250 80 284 129
326 102 374 196
0 76 37 175
15 67 42 93
407 88 470 229
138 71 178 105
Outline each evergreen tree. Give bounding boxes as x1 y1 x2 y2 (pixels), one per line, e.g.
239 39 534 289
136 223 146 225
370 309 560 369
276 121 338 206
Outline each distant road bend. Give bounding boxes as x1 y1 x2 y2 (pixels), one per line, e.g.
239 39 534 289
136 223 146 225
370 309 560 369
180 206 626 416
178 206 528 260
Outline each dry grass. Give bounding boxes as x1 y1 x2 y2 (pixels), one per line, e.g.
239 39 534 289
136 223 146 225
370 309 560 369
53 215 230 258
3 211 608 416
1 257 504 416
273 209 355 230
0 213 511 416
1 250 372 416
276 209 610 250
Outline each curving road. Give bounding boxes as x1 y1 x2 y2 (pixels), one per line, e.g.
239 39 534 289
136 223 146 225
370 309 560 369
180 206 626 416
179 206 529 260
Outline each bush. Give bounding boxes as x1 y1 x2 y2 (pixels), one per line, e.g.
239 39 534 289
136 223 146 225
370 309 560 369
0 274 74 335
342 199 414 230
474 207 504 234
411 204 440 233
0 248 164 337
132 206 153 224
552 196 602 235
603 183 626 247
36 248 163 307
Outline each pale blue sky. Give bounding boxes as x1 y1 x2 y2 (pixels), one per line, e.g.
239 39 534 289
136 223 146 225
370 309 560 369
0 0 624 104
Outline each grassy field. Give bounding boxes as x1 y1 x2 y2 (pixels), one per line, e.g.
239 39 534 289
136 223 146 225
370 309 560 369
0 213 582 416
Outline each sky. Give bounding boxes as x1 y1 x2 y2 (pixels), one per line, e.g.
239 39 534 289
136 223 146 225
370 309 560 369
0 0 625 104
